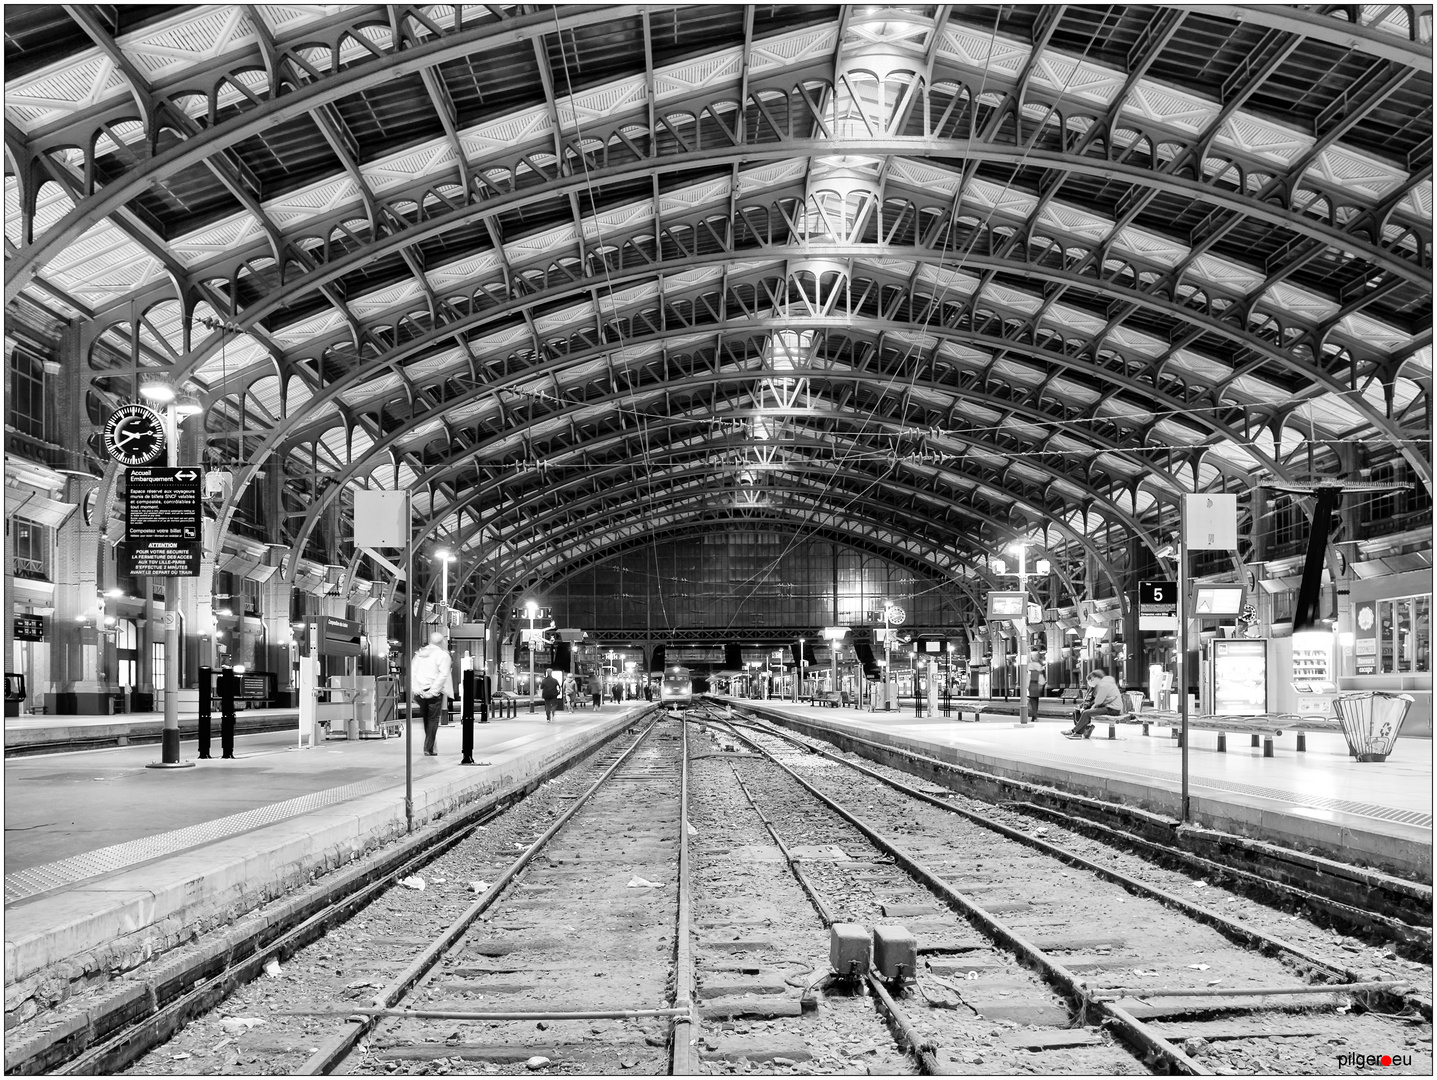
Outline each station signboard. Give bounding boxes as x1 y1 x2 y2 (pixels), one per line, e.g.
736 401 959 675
14 615 46 641
123 467 202 578
671 646 724 664
1138 580 1177 631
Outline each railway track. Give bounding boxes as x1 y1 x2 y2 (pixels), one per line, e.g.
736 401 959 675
692 701 1430 1075
19 699 1427 1076
743 700 1433 945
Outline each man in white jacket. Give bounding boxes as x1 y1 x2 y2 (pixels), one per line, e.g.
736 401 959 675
411 631 454 756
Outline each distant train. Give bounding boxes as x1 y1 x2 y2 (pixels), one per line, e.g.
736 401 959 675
660 666 694 708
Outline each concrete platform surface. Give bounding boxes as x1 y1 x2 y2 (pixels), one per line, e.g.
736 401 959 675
724 699 1432 880
3 703 649 1002
3 696 563 752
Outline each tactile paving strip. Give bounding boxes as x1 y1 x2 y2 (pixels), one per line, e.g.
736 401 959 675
4 775 400 906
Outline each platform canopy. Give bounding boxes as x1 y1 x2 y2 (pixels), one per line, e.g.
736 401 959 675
5 4 1431 612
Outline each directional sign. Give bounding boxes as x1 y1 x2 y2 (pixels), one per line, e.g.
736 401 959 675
125 467 202 577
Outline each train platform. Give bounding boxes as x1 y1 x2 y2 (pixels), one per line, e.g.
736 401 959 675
721 699 1432 883
3 702 649 1019
2 696 558 756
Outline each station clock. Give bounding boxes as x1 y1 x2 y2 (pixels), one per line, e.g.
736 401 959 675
102 403 168 466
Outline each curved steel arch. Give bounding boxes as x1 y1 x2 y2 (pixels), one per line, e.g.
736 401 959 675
253 243 1416 481
434 455 1127 609
474 491 1000 617
408 425 1155 583
274 318 1302 568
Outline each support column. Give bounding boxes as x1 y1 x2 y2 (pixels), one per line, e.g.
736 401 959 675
50 475 110 714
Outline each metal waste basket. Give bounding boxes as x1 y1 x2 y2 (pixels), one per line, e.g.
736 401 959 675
1333 691 1414 762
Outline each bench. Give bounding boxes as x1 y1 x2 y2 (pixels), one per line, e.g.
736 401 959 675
813 690 843 708
1100 706 1341 755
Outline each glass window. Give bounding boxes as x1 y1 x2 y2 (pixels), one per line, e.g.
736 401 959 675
152 641 166 692
10 518 48 579
1376 595 1430 675
7 347 46 440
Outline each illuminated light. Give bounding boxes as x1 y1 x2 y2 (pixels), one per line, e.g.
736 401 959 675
1035 559 1051 575
104 588 124 598
234 665 246 674
173 393 203 416
139 381 176 403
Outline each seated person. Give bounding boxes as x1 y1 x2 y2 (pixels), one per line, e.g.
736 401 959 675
1063 669 1123 739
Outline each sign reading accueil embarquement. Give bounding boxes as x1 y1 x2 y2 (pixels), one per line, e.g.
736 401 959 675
124 467 202 578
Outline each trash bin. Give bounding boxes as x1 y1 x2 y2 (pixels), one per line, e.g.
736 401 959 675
1333 691 1414 762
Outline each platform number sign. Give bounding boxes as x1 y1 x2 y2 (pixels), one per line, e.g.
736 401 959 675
1139 580 1177 631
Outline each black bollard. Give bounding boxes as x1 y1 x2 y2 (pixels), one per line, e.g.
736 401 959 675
479 672 490 723
219 667 237 759
460 667 476 765
198 665 213 759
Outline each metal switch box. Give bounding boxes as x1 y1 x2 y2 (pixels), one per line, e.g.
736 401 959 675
872 924 917 980
829 922 869 976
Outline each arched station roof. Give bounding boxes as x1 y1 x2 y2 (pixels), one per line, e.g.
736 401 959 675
5 3 1431 613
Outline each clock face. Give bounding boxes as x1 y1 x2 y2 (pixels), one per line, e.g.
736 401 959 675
103 404 167 467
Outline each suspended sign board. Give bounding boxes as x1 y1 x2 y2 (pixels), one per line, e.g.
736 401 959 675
671 646 724 664
986 591 1025 620
1138 580 1177 631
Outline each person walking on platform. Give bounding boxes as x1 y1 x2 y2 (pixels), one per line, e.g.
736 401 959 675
1064 668 1122 739
541 670 562 722
411 631 454 756
1026 651 1047 722
588 669 603 709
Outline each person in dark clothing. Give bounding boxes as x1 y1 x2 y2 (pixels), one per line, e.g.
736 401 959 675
1026 652 1046 721
1063 669 1122 738
540 671 561 722
588 670 603 709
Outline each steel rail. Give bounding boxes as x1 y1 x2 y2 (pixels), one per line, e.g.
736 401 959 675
1010 800 1432 951
732 715 1374 982
282 1006 690 1021
294 713 667 1076
1089 980 1412 1002
49 813 489 1077
712 713 1210 1075
696 708 939 1076
865 971 944 1076
671 712 698 1076
19 714 638 1076
728 763 838 929
736 706 1432 957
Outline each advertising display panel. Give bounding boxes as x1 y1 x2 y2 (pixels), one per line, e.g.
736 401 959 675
1210 639 1268 716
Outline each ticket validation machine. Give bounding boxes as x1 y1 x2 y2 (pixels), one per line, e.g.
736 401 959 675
297 617 367 745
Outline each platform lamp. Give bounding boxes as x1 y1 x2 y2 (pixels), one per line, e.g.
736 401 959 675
822 626 847 702
794 634 805 703
524 600 538 712
139 377 202 770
